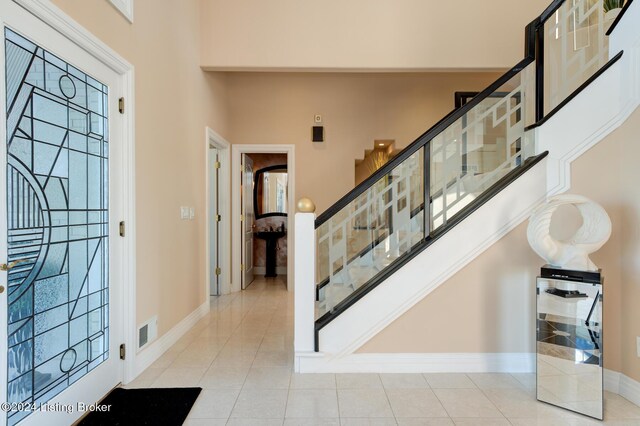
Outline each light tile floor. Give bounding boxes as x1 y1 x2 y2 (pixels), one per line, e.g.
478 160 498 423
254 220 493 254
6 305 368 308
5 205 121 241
126 277 640 425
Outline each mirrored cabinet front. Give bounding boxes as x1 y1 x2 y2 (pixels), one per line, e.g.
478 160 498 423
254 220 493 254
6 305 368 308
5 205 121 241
536 268 603 420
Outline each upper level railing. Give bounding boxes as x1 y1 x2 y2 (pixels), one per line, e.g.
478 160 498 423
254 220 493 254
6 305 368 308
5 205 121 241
312 0 631 332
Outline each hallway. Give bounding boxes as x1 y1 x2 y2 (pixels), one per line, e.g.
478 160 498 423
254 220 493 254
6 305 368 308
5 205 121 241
125 277 640 425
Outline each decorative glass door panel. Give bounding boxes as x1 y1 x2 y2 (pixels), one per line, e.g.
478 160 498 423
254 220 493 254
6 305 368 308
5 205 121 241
4 28 109 426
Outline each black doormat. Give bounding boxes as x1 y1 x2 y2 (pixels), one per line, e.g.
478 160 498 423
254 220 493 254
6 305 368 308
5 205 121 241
77 387 202 426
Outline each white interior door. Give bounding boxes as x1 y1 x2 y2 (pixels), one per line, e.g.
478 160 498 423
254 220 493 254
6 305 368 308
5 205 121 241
0 2 124 425
241 154 254 289
209 147 219 296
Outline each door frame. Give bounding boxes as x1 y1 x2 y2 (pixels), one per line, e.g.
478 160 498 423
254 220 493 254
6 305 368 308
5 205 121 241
2 0 137 386
205 127 231 296
231 144 295 292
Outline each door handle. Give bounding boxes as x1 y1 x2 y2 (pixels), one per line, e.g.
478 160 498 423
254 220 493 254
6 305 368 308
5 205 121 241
0 259 27 271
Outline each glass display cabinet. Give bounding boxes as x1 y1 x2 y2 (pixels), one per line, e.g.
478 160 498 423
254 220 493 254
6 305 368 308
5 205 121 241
536 265 603 420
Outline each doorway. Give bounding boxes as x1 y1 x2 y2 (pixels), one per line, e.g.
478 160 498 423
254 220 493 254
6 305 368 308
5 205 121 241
232 145 295 293
206 128 230 296
0 1 135 424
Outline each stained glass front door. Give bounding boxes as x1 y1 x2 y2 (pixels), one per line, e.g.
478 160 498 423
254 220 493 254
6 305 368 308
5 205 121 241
4 28 110 426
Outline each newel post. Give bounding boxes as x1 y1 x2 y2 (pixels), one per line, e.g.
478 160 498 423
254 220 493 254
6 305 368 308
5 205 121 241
294 197 316 354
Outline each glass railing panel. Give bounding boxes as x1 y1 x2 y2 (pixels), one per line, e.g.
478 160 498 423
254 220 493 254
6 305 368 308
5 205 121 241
430 64 536 231
312 0 634 328
544 0 610 114
315 147 425 318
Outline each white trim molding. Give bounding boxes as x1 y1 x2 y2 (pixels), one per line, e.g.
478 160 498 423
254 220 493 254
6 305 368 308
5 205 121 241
108 0 134 23
12 0 138 384
605 369 621 394
14 0 134 74
605 370 640 407
620 373 640 407
297 352 535 374
134 301 210 376
297 353 640 406
231 144 296 293
296 354 640 408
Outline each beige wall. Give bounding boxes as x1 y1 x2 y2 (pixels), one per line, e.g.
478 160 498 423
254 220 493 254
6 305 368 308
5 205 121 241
617 109 640 382
226 72 501 213
50 0 229 337
359 108 640 381
201 0 551 71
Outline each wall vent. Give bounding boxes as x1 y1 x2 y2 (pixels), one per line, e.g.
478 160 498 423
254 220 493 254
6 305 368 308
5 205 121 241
139 325 148 348
138 315 158 350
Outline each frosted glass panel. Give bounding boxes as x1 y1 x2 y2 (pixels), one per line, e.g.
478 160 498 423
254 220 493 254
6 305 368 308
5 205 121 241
5 28 109 426
544 0 609 114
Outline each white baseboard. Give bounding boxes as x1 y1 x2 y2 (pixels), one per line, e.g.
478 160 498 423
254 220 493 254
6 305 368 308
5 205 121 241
620 373 640 407
128 301 210 381
296 352 535 373
297 354 639 404
296 353 640 406
605 369 621 393
253 266 287 276
606 370 640 407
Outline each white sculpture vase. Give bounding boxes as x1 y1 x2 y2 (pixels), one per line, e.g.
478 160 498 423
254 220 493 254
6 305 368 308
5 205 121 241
527 194 611 272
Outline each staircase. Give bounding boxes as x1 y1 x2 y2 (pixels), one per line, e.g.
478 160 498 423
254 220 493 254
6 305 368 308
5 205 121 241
295 0 640 371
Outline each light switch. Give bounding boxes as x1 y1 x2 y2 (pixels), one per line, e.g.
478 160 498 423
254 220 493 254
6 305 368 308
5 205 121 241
189 207 195 220
180 206 189 220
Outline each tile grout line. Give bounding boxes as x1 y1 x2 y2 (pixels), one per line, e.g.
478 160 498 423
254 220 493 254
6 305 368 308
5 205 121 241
226 284 265 423
475 378 518 422
225 279 291 423
430 375 454 422
161 290 242 373
210 283 261 425
334 373 341 423
377 373 401 424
